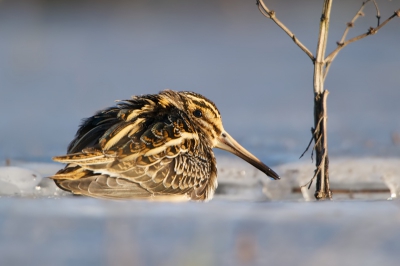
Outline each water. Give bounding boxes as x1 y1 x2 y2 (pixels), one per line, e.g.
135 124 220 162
1 199 400 266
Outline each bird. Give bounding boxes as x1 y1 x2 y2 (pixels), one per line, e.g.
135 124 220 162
51 89 279 201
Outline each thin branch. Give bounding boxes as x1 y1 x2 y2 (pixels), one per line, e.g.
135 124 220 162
323 1 389 80
299 128 315 159
313 133 323 155
301 134 327 189
372 0 381 26
339 0 381 44
339 0 371 45
299 115 324 159
313 115 324 135
323 62 332 81
257 0 315 62
317 90 331 198
309 116 326 162
302 90 330 191
314 0 332 95
301 152 324 189
325 9 400 64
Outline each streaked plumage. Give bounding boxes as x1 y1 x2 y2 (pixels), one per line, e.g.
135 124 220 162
51 90 279 201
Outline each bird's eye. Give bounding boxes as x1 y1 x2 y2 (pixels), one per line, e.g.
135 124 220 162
193 109 202 118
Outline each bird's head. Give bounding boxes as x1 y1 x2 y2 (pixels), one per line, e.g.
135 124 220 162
169 90 279 180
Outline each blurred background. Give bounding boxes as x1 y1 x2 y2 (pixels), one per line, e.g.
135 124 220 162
1 0 399 165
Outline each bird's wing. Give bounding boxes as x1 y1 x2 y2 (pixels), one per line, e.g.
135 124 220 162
52 100 217 200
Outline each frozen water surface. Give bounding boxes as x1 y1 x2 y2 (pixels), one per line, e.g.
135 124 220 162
0 166 42 196
0 0 399 265
2 157 399 201
1 157 400 266
1 199 400 266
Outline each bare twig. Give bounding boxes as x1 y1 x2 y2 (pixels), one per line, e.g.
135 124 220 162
338 0 371 45
313 133 323 154
314 0 332 95
310 0 332 200
325 0 370 80
325 9 400 64
302 91 330 192
257 0 315 62
319 90 331 198
323 1 388 80
311 144 315 162
299 129 314 159
299 115 324 160
372 0 381 26
323 62 332 81
301 157 323 189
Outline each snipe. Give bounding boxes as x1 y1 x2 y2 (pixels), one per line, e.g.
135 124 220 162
51 90 279 201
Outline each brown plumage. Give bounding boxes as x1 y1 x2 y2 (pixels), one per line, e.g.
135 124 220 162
51 90 279 201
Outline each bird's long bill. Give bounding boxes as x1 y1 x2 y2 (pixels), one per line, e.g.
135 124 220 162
215 131 279 180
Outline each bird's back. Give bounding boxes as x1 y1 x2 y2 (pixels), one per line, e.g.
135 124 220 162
52 91 218 201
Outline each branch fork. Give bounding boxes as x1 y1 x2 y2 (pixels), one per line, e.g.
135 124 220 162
257 0 399 200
